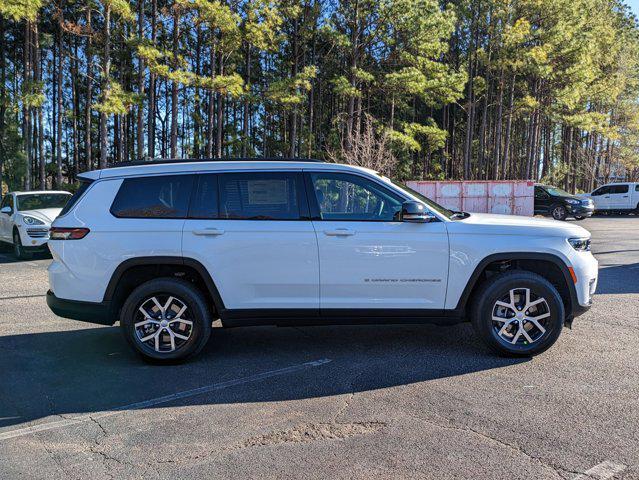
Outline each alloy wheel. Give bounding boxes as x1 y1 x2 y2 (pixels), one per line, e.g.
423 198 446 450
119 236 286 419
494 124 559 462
552 206 565 220
134 295 194 353
491 288 551 346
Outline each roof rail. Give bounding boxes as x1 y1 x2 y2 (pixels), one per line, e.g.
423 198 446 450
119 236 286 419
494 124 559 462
108 157 325 168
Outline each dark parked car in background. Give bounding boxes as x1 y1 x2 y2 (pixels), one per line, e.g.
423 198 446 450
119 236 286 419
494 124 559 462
534 184 594 221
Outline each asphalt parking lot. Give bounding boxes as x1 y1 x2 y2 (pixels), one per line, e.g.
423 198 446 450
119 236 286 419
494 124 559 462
0 216 638 479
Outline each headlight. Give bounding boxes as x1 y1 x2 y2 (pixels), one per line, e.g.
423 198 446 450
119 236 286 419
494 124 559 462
568 237 591 251
22 216 45 225
565 199 580 205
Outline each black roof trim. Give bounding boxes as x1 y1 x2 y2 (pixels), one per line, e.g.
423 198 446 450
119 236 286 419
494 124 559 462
109 157 325 169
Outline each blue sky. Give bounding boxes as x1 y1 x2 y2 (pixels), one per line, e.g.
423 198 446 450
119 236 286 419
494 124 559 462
626 0 639 16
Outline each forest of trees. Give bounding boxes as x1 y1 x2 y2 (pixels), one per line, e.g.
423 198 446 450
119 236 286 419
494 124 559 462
1 0 639 194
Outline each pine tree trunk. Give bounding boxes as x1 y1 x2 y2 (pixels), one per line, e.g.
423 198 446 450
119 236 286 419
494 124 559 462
56 22 63 187
0 14 5 192
85 8 93 171
206 43 216 158
99 4 111 169
136 0 145 160
170 11 179 159
147 0 157 158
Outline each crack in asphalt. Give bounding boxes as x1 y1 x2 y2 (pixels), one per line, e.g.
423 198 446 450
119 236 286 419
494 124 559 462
404 411 585 479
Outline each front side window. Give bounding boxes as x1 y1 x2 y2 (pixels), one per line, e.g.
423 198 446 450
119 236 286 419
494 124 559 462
0 195 11 210
111 175 194 218
534 187 549 199
218 172 302 220
16 193 71 211
310 172 403 221
592 186 609 196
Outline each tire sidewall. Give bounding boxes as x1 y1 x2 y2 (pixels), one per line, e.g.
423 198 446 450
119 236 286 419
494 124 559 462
13 230 29 260
120 278 212 363
551 205 566 221
472 272 565 356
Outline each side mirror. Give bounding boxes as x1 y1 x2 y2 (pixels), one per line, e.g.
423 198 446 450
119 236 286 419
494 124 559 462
400 201 434 223
0 206 12 215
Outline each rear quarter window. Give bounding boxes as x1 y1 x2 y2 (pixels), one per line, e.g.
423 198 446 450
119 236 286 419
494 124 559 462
110 175 194 218
59 180 93 216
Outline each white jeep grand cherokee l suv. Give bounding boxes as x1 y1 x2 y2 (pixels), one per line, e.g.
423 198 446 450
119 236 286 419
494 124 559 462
46 159 598 362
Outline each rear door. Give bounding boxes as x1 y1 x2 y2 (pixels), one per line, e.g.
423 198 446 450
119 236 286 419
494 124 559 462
182 171 319 312
608 184 631 209
590 186 610 210
306 170 449 311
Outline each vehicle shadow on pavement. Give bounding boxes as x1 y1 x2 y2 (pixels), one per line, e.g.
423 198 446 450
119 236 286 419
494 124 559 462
595 263 639 294
0 251 51 264
0 322 528 429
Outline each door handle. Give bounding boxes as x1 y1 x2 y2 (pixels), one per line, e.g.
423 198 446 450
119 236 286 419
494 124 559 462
193 228 225 236
324 229 355 237
623 195 629 198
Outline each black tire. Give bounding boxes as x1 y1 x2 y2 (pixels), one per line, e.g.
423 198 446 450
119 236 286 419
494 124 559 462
13 230 32 260
470 270 565 357
120 278 212 363
551 204 567 221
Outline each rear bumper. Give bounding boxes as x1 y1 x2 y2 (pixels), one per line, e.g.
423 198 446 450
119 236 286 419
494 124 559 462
46 290 115 326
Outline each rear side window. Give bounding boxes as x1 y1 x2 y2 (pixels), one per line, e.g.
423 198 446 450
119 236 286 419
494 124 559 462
189 174 219 219
610 184 629 194
636 185 639 192
218 172 302 220
111 175 194 218
60 180 93 216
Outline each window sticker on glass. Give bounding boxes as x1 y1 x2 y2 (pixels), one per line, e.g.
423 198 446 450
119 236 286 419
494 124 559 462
248 180 288 205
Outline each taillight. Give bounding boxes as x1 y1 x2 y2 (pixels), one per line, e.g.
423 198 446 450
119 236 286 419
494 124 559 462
49 227 90 240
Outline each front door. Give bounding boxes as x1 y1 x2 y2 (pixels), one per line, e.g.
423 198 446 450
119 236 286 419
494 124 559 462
590 186 610 210
534 187 551 214
0 194 14 241
306 171 449 311
182 171 319 311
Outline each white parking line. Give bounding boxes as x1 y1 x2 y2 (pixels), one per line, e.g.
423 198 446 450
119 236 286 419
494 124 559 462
572 460 626 479
0 358 332 441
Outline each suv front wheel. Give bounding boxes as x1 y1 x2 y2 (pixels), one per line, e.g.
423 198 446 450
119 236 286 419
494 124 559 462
470 271 565 356
120 278 212 363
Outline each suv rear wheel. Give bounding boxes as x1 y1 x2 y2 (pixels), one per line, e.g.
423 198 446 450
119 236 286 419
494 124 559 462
470 270 565 356
120 278 212 363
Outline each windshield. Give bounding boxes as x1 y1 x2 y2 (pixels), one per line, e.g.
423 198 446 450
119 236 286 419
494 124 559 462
386 179 455 218
544 186 573 197
16 193 71 211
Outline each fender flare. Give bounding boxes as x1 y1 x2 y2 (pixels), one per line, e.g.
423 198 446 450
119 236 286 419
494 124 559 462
454 252 578 317
102 256 226 313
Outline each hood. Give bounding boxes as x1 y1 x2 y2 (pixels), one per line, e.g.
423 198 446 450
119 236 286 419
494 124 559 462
446 212 591 238
19 208 62 224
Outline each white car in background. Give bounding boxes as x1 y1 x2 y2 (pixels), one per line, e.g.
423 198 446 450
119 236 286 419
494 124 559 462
581 182 639 214
0 190 72 259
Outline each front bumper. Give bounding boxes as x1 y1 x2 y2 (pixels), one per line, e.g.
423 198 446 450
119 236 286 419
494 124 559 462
46 290 115 326
16 224 50 247
566 204 594 217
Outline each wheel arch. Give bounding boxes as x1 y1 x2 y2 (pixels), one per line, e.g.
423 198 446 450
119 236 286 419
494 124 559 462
456 252 578 320
103 256 226 320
